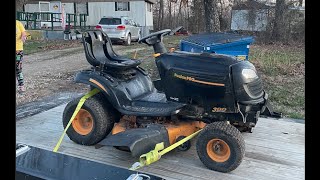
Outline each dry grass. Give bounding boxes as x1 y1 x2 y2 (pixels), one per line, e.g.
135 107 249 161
24 39 82 55
249 44 305 119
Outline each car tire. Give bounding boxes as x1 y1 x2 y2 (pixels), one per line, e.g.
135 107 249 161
124 33 131 46
137 31 141 42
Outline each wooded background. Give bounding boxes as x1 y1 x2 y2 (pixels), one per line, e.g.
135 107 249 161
152 0 304 43
16 0 305 43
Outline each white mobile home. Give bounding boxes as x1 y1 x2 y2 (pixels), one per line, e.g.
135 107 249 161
24 0 155 31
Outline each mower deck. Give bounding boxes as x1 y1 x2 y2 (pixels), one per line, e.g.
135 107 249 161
97 118 206 157
16 104 305 180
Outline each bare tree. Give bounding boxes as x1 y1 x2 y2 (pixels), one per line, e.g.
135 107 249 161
211 0 220 32
159 0 164 29
203 0 213 32
168 0 172 28
16 0 29 11
177 0 183 24
203 0 222 32
272 0 286 41
151 0 303 43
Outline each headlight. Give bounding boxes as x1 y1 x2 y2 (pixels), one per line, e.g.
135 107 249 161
242 69 258 80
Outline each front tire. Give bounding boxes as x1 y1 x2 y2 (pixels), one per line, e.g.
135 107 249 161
196 121 245 173
62 93 117 145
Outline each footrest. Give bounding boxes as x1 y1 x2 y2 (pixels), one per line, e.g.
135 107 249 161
123 101 185 116
98 124 170 157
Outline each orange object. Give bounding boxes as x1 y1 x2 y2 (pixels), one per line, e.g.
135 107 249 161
111 116 206 146
153 53 161 57
206 139 231 162
165 121 199 145
72 109 94 135
169 48 175 52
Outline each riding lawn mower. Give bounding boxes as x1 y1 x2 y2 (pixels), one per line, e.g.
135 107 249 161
62 27 281 173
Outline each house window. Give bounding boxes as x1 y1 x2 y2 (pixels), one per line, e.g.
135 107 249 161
75 2 89 15
39 2 50 21
115 2 130 11
147 3 152 12
39 2 50 11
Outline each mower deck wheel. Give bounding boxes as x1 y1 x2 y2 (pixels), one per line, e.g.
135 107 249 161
176 136 191 151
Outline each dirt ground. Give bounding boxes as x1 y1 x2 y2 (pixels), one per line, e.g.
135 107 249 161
16 43 145 106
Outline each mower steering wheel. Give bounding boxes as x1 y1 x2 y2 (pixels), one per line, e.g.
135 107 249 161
138 29 172 46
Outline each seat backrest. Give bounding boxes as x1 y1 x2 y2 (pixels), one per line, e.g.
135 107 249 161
82 30 141 70
93 30 124 61
103 33 119 58
87 31 111 62
82 31 101 66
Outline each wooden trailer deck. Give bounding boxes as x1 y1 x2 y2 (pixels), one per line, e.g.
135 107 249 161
16 104 305 180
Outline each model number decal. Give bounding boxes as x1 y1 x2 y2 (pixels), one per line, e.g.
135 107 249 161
212 107 227 112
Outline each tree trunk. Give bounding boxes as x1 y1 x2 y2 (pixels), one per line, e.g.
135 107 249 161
159 0 164 29
211 1 220 32
177 0 183 24
16 0 27 12
203 0 212 32
168 1 172 28
173 1 176 27
272 0 286 41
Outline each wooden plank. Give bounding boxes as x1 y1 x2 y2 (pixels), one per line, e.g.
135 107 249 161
16 104 305 180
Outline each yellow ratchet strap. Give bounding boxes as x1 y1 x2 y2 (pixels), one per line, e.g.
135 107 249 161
53 88 100 152
129 129 202 170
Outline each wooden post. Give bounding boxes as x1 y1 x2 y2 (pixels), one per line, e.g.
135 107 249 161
51 13 54 30
33 13 36 29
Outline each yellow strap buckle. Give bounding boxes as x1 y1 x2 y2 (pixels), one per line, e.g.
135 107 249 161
129 129 202 170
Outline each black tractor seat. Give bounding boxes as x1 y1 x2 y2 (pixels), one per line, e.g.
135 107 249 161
82 30 141 70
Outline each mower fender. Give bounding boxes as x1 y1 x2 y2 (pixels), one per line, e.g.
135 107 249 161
74 71 122 110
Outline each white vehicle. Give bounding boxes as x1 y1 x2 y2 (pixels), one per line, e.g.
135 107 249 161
95 16 141 46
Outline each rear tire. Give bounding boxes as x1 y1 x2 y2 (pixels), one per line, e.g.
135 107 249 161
124 33 131 46
62 93 118 145
196 121 245 173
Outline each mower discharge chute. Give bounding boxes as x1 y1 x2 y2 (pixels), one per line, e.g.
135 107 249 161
62 27 281 173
